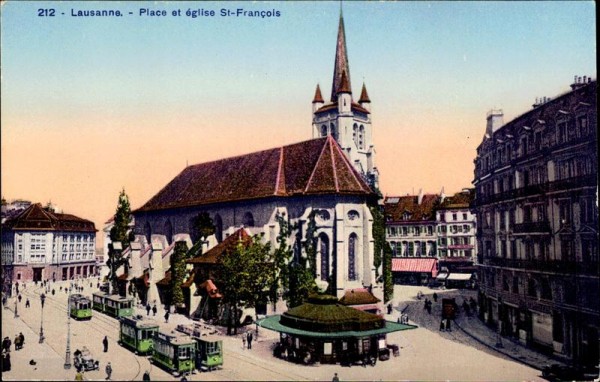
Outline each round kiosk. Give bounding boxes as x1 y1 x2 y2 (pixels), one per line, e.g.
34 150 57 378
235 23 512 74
257 294 416 365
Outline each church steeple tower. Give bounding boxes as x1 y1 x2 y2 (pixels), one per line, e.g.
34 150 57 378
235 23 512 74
331 11 352 102
311 9 378 189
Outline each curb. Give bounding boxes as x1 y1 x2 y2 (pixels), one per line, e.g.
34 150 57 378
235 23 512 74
453 319 544 372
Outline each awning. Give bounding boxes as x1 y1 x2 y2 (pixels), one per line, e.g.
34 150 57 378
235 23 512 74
257 315 417 339
436 273 449 280
446 273 473 281
352 304 380 313
391 258 438 277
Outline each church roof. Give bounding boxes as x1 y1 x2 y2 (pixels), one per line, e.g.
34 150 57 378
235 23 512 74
331 12 352 101
312 84 324 104
359 83 371 103
136 137 373 212
3 203 97 232
314 102 370 115
187 228 251 265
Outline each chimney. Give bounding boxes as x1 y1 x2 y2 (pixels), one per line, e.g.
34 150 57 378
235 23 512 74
571 74 589 90
486 109 504 135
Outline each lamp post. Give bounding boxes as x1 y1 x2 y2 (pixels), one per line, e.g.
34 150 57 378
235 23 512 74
39 293 46 343
64 282 72 369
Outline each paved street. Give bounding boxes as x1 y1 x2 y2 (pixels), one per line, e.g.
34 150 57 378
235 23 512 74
3 281 548 381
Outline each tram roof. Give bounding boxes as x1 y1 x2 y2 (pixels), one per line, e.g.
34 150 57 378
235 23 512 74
257 315 417 339
120 316 160 329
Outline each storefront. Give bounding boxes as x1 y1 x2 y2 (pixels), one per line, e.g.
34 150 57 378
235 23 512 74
391 258 438 285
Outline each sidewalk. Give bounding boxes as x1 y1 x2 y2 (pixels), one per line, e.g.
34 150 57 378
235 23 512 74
454 309 566 372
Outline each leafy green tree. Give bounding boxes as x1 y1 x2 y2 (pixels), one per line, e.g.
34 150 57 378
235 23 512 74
270 213 294 310
169 241 189 309
191 212 215 254
216 234 272 335
107 189 133 294
369 186 393 302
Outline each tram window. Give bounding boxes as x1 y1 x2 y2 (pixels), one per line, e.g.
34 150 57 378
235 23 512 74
178 347 190 359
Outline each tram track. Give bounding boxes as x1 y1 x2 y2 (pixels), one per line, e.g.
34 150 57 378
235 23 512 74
19 283 148 381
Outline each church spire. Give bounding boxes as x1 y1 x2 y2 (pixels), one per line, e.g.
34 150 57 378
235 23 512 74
331 11 352 102
312 84 324 103
358 83 371 103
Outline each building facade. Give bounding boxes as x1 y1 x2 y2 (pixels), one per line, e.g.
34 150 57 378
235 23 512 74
1 203 98 292
384 189 477 286
473 77 598 367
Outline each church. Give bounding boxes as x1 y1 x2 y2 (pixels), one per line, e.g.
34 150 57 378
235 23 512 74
131 11 383 304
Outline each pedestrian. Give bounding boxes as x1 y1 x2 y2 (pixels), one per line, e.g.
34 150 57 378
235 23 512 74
18 333 24 350
332 372 340 382
164 310 170 323
143 370 151 381
25 298 30 308
4 352 11 372
2 336 11 353
433 292 438 302
152 304 157 317
105 362 112 380
146 304 151 316
75 370 84 381
14 335 20 351
52 289 55 296
18 295 22 303
247 331 253 349
387 303 392 315
102 336 108 352
446 318 452 332
242 334 246 350
2 295 7 307
439 319 445 331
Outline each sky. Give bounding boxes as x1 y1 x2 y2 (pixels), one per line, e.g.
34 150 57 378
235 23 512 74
1 1 596 246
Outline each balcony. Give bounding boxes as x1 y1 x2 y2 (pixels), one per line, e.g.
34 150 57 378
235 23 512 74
481 257 599 276
545 174 597 193
512 221 551 234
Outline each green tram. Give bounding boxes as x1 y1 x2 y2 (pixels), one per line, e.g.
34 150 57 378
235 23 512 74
69 294 93 320
194 336 223 371
119 316 160 355
151 330 196 376
92 292 134 318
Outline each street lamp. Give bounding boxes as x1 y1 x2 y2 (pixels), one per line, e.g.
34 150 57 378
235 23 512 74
64 282 72 369
39 293 46 343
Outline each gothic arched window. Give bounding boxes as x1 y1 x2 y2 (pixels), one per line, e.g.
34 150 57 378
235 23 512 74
319 233 330 281
321 125 328 137
353 124 358 147
330 123 337 140
348 233 357 281
144 222 152 244
359 125 365 149
163 220 173 244
214 214 223 243
242 212 255 227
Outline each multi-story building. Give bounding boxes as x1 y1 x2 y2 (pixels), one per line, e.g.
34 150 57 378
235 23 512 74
1 203 98 291
473 76 598 367
384 189 477 286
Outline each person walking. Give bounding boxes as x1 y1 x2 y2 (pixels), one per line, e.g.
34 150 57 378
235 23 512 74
247 331 253 349
164 310 170 323
152 304 157 317
105 362 112 380
433 292 438 302
242 334 246 350
18 295 22 303
332 372 340 382
146 304 151 316
18 333 24 350
142 370 151 381
75 370 84 381
25 299 30 308
102 336 108 352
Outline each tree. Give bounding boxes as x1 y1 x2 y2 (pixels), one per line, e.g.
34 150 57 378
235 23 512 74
191 212 215 253
369 186 393 302
270 213 294 310
216 234 272 335
169 241 189 310
107 189 133 295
